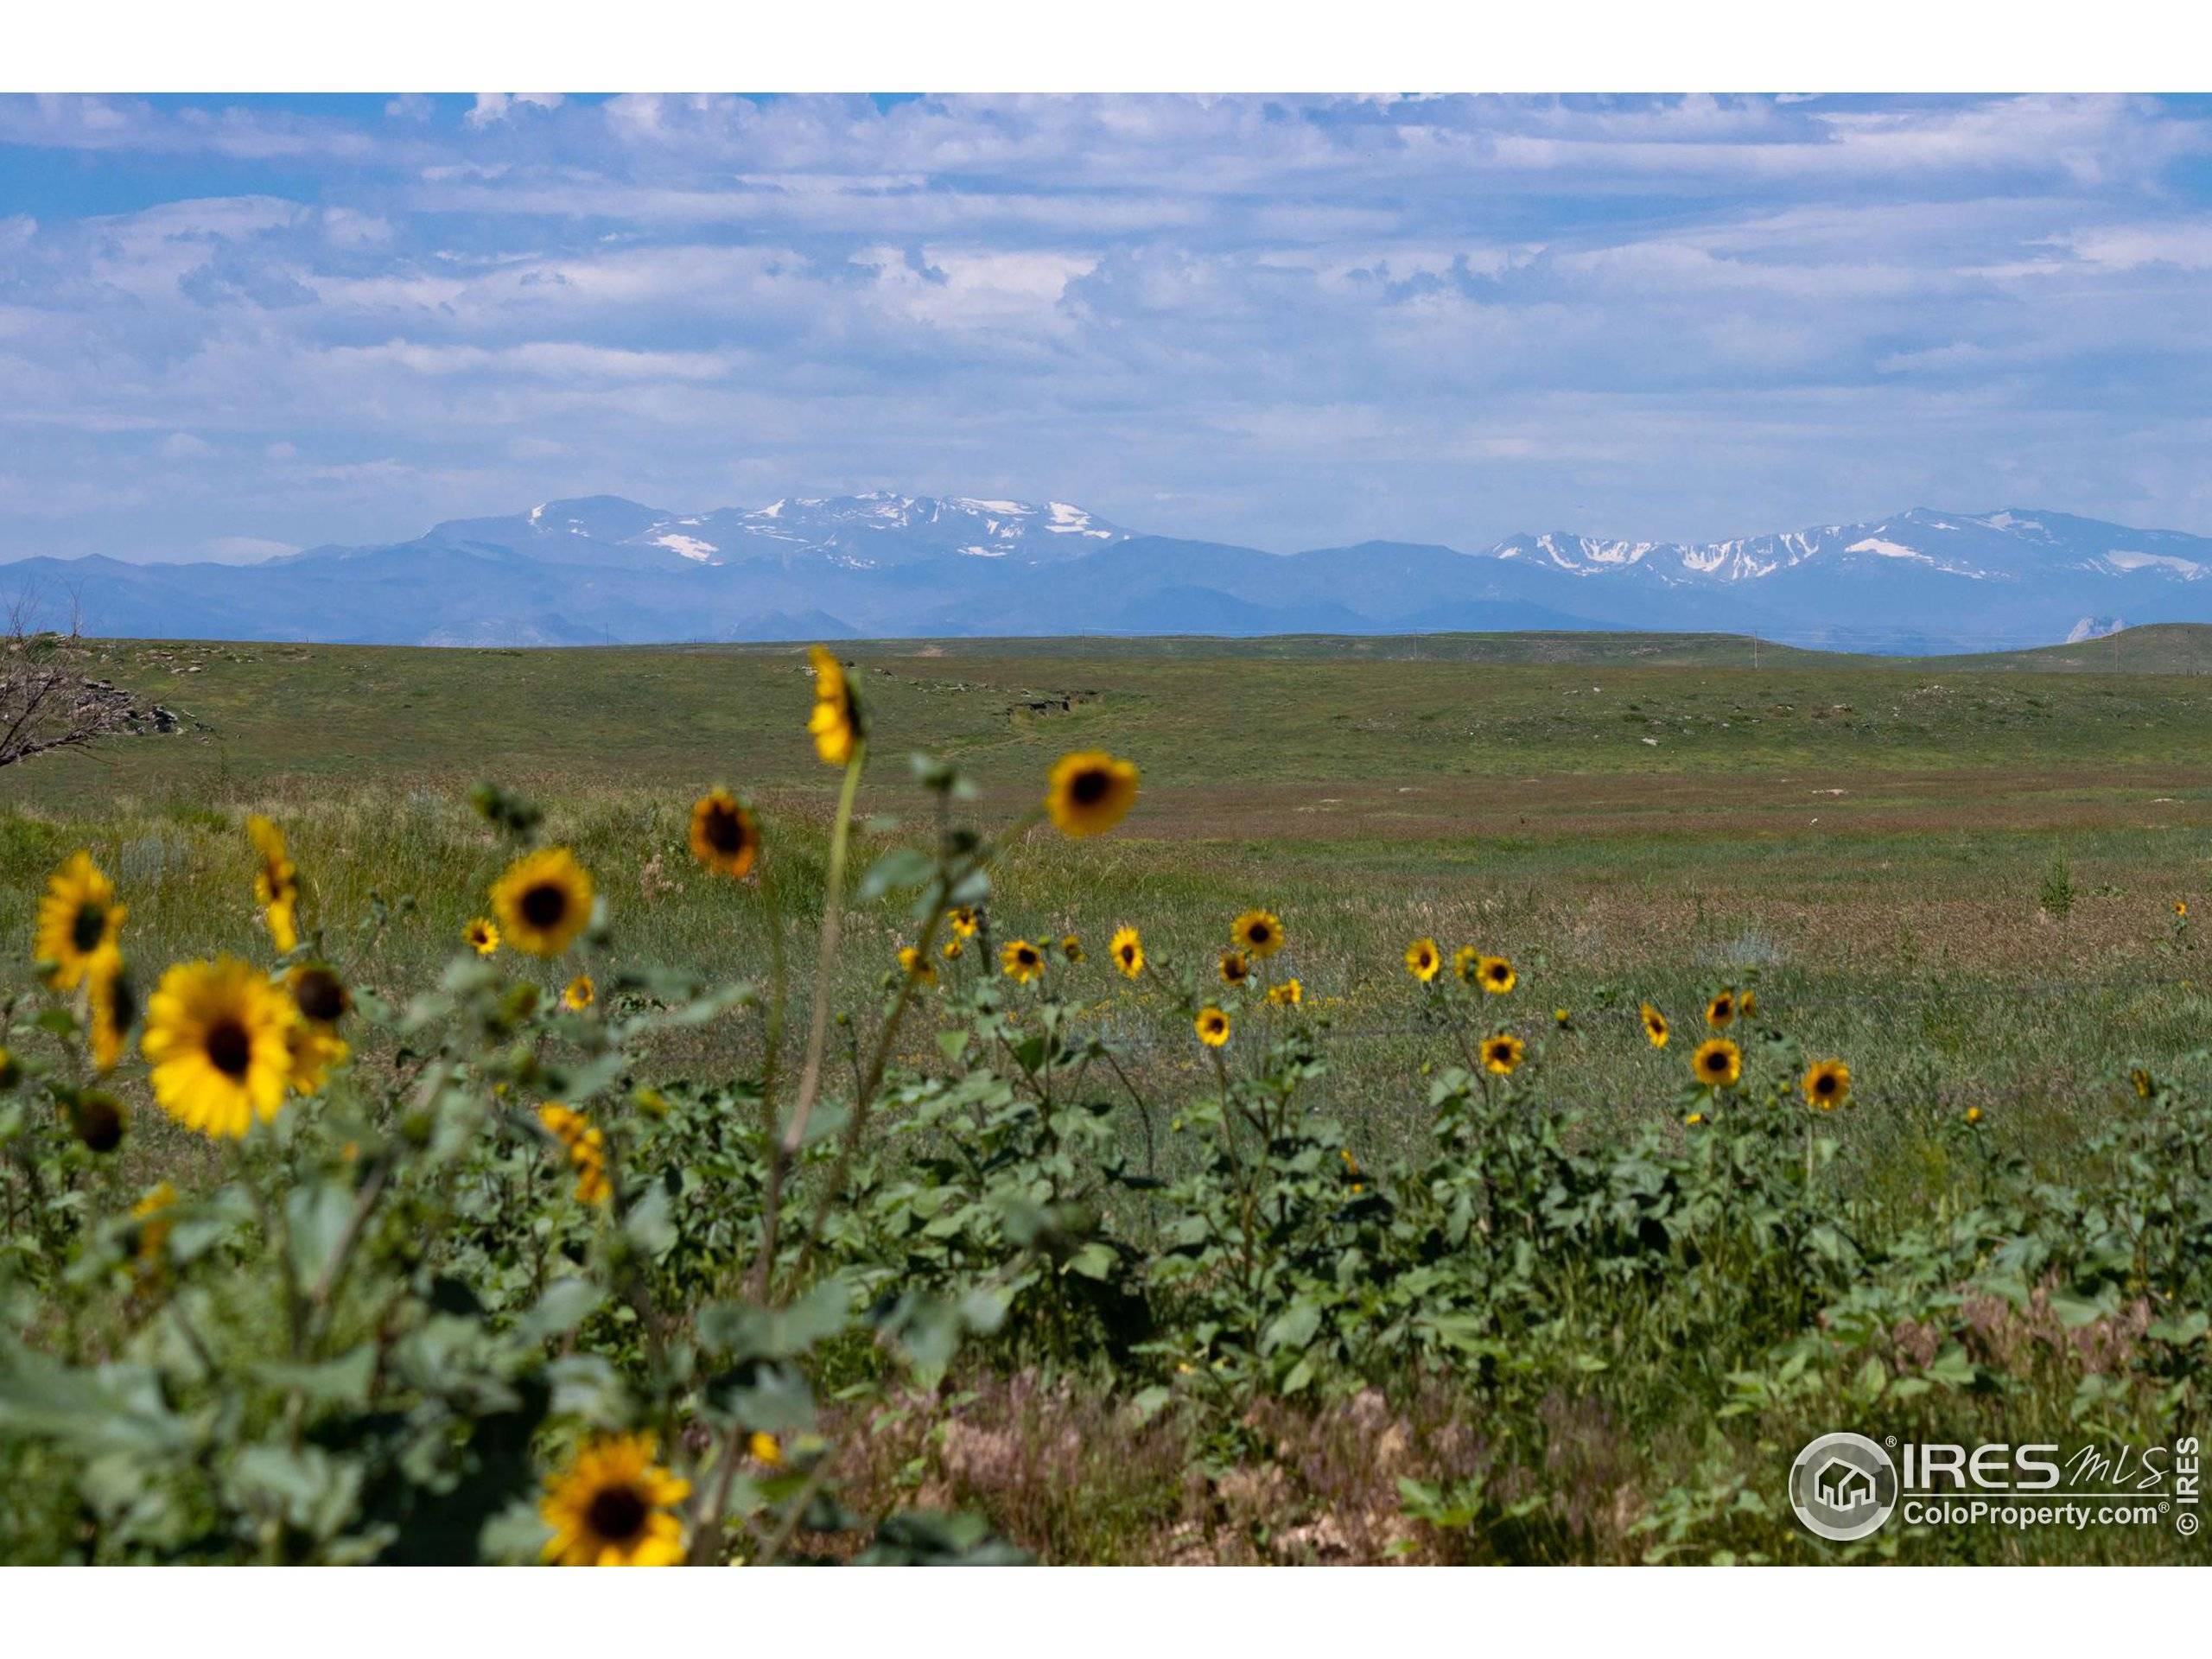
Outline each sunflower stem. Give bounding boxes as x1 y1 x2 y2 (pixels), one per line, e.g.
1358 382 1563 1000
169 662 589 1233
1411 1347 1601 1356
753 741 865 1300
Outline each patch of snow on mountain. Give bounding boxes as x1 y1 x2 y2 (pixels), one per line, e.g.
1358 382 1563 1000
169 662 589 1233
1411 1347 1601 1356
1980 512 2044 533
652 533 720 563
1046 501 1114 537
2068 615 2124 642
2103 550 2204 578
528 504 546 526
1535 534 1653 571
962 499 1027 515
959 543 1007 558
1846 537 1935 563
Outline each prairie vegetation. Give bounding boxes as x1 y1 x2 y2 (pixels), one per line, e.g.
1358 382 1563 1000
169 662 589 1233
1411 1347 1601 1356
1 632 2207 1563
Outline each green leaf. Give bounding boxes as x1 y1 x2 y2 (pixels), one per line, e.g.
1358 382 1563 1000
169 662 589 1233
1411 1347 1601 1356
855 848 932 902
285 1179 355 1287
698 1277 851 1363
0 1344 191 1458
254 1347 376 1409
515 1276 603 1345
1927 1344 1978 1389
621 1183 679 1260
1261 1300 1322 1355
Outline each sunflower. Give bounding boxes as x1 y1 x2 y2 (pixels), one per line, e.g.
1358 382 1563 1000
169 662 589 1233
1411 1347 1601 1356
141 957 298 1139
950 906 980 939
1195 1006 1230 1047
1452 944 1480 984
87 951 137 1074
941 938 964 961
1640 1002 1669 1049
35 851 126 992
1478 956 1516 995
1965 1105 1984 1126
1704 988 1737 1028
1340 1147 1363 1194
1001 938 1046 984
1739 989 1758 1018
1691 1037 1742 1089
1110 925 1144 978
246 815 301 954
1481 1033 1526 1076
2130 1066 2155 1100
1230 910 1284 959
67 1090 125 1154
1060 933 1084 964
1802 1058 1851 1110
898 945 937 984
2177 901 2190 918
688 789 760 879
1218 950 1251 987
539 1103 612 1205
748 1431 783 1467
540 1433 690 1567
806 645 861 766
1268 978 1303 1007
1554 1007 1573 1030
465 918 499 956
0 1046 18 1090
286 963 351 1027
286 1020 349 1096
491 847 595 957
1045 751 1140 838
1683 1110 1707 1128
563 975 596 1012
1405 938 1440 982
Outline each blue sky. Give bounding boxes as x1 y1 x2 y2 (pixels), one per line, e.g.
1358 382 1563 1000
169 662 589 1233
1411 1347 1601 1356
5 92 2212 563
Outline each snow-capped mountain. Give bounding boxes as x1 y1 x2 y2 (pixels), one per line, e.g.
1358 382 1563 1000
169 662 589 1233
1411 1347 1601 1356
6 497 2210 651
1484 508 2210 590
390 492 1129 574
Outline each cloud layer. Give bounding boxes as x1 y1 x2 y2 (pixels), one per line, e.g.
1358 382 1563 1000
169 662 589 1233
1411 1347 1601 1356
3 92 2211 562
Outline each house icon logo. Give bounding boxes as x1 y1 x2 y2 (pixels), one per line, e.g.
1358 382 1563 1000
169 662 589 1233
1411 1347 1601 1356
1790 1433 1899 1541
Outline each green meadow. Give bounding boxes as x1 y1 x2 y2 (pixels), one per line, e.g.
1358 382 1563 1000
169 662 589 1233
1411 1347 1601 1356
3 627 2210 1564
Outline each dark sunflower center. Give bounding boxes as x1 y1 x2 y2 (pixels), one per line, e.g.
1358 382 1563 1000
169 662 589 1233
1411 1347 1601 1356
73 903 108 953
703 804 746 854
205 1017 252 1079
1704 1055 1726 1077
1815 1075 1837 1096
293 969 346 1023
585 1484 649 1542
109 973 140 1032
76 1096 124 1153
1070 768 1110 805
520 882 569 929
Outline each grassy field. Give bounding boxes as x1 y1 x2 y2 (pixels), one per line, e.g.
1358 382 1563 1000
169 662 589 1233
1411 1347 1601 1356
10 627 2210 1125
3 626 2210 1564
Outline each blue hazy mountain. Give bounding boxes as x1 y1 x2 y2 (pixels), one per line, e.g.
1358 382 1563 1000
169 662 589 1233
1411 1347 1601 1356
4 496 2208 651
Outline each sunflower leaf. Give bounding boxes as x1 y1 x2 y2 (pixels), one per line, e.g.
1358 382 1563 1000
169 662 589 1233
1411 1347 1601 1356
855 848 932 902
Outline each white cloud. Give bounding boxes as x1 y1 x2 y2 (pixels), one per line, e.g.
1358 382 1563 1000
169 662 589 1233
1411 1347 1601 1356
465 93 566 129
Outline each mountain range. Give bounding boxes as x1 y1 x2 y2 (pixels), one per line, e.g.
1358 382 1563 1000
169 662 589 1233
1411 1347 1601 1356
4 494 2209 652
